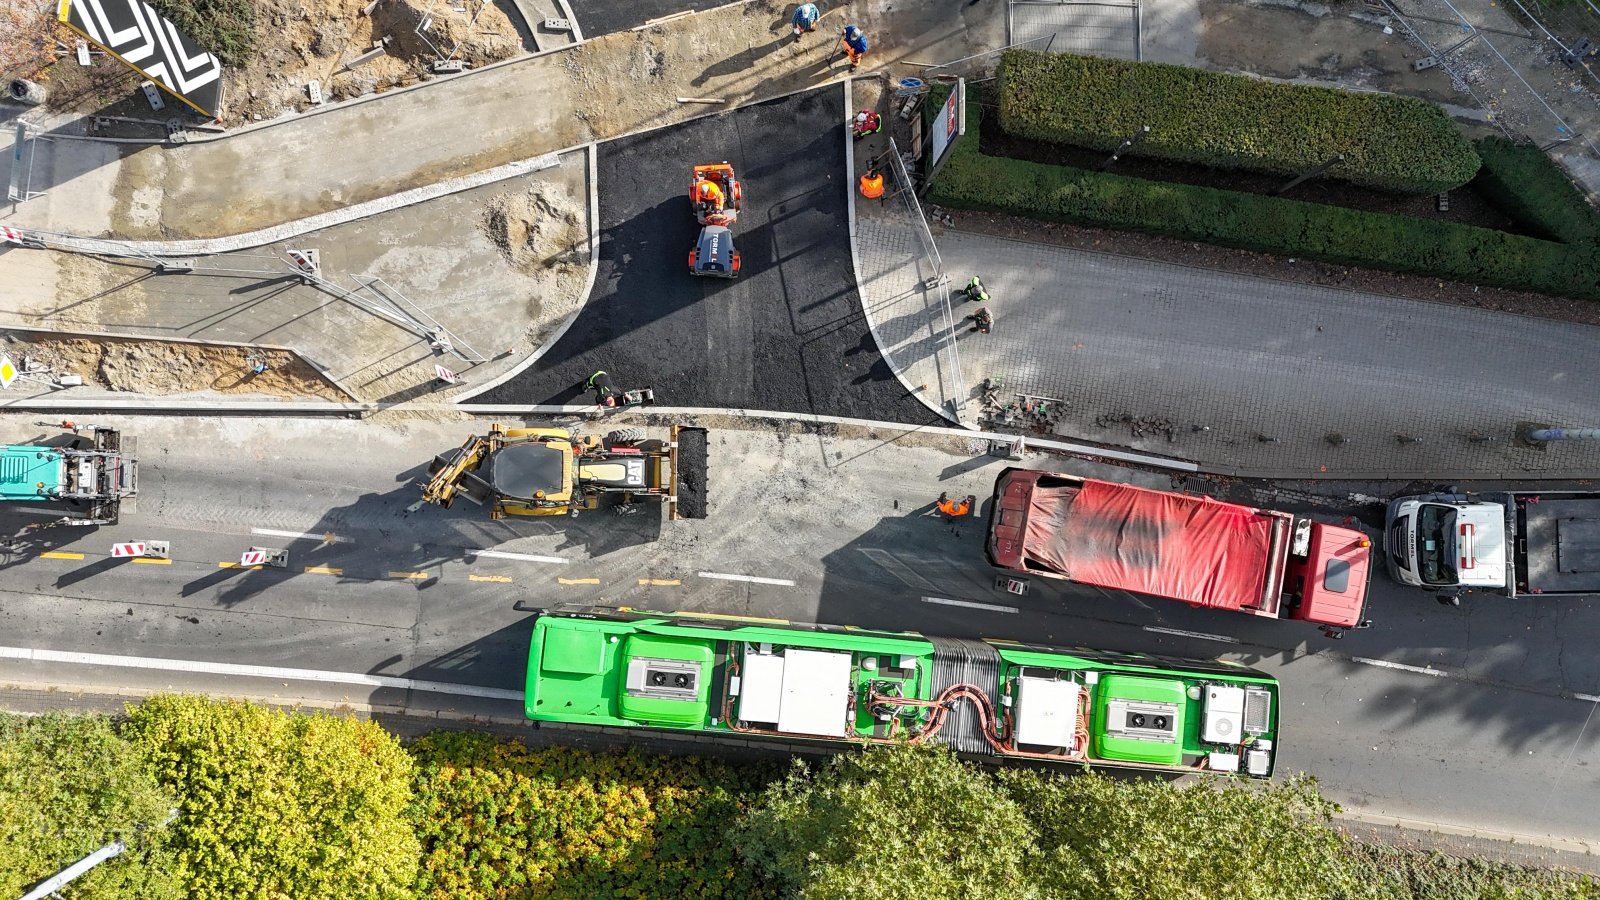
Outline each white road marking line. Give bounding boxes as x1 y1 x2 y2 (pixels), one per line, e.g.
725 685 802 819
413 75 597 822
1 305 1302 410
467 549 569 565
698 572 797 587
1575 693 1600 703
0 645 523 702
13 507 67 517
1142 626 1240 644
1352 657 1447 678
250 527 351 544
921 596 1018 614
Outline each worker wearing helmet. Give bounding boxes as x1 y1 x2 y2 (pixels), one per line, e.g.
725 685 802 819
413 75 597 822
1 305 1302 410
842 25 868 69
791 2 820 37
936 492 976 520
962 275 988 304
693 176 725 215
858 167 885 199
852 109 882 139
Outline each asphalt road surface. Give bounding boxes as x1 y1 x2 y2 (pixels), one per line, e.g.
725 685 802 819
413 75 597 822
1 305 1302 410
476 85 935 425
1 414 1596 847
572 0 731 38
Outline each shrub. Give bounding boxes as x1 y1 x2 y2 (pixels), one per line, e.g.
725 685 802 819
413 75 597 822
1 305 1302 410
928 91 1600 300
997 50 1481 195
408 733 777 899
734 744 1035 900
143 0 257 68
1342 841 1599 899
999 770 1369 900
0 713 181 899
1472 136 1600 245
124 696 419 900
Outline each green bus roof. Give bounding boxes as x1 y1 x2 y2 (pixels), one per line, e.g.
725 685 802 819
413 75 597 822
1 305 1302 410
0 445 62 502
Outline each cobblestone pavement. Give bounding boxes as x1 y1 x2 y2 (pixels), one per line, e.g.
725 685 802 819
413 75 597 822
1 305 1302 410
857 227 1600 479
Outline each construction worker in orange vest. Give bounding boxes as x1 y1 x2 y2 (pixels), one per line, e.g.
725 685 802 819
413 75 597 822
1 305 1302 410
937 492 975 519
859 167 885 199
694 176 725 215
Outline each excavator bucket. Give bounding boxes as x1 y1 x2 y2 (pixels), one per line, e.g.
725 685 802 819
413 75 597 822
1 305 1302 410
670 425 709 520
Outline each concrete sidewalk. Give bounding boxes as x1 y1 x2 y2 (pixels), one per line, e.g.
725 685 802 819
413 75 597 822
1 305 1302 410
0 148 593 403
0 0 1005 241
856 227 1600 479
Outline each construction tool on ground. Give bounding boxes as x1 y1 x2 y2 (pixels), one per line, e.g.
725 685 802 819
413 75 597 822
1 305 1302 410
419 424 709 520
689 162 743 278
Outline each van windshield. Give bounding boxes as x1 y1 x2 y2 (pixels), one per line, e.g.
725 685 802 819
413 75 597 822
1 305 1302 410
1416 504 1458 586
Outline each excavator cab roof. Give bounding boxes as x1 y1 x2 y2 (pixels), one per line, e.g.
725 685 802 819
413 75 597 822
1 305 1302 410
485 440 571 502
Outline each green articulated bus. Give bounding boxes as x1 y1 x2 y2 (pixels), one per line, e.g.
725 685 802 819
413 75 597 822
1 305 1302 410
526 606 1281 778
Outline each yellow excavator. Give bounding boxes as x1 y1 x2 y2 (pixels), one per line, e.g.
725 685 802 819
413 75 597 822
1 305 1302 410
419 423 708 520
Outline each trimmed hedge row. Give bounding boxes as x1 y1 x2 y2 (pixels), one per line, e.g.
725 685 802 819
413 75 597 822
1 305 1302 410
996 50 1481 195
1472 136 1600 245
928 92 1600 300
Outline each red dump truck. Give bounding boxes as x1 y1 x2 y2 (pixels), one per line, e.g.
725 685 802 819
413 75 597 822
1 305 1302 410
987 469 1374 637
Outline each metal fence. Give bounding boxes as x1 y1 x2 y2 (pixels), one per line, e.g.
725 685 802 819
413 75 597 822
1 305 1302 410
885 137 966 419
1010 0 1140 61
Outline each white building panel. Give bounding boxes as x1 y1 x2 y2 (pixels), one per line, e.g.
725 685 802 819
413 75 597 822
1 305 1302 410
777 649 854 737
1016 678 1080 748
738 653 786 724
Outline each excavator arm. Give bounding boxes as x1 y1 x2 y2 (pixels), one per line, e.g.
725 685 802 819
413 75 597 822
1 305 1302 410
421 435 494 508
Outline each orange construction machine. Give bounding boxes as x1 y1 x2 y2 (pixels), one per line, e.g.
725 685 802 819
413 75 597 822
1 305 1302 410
689 162 744 278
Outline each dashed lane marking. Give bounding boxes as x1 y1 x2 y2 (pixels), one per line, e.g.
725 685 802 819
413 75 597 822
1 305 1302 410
251 527 352 544
40 551 85 560
468 549 568 565
559 577 600 585
1142 626 1240 644
304 566 343 576
1352 657 1447 678
388 571 430 580
698 571 797 587
132 557 172 565
638 578 681 587
469 574 513 584
218 562 263 570
921 596 1018 614
0 645 523 702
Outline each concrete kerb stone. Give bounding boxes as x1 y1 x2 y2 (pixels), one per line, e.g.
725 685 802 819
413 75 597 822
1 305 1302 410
455 143 600 401
553 0 584 41
842 76 961 429
0 323 357 402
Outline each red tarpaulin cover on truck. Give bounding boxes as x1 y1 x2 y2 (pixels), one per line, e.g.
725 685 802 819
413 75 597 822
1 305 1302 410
1024 480 1274 611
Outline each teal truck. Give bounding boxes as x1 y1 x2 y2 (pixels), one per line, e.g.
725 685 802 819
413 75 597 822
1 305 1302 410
1 425 137 525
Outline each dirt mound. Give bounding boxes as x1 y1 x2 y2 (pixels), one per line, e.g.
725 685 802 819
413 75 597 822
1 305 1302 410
5 334 348 400
373 0 521 68
482 187 586 275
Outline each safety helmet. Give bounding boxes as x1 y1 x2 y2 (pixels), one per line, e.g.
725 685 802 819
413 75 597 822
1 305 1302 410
854 111 868 123
845 25 861 39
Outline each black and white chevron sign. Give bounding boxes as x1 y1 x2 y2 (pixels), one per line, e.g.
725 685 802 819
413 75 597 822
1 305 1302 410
59 0 225 117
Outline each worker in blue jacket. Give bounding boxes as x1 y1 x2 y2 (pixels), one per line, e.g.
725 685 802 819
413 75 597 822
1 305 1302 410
842 25 868 69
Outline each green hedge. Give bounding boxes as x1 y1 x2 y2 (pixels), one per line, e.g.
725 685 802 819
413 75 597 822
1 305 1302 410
1472 136 1600 245
997 50 1481 195
928 92 1600 300
409 733 778 899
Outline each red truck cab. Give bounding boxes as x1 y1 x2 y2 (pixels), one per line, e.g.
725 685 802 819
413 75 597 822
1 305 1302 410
988 469 1372 635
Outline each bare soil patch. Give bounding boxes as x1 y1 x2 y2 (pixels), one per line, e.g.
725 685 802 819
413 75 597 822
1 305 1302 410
481 187 586 275
2 332 348 399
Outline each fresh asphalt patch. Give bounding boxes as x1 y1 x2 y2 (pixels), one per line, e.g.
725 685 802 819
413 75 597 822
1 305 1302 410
476 84 936 426
571 0 729 38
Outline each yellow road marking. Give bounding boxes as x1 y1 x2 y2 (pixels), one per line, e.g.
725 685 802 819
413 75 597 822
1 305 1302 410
40 551 85 560
638 578 681 587
388 571 430 580
218 562 263 570
304 566 343 576
470 574 513 584
132 557 172 565
559 577 601 585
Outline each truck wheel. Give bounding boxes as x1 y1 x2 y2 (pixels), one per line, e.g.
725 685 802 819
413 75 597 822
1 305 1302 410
607 427 646 445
